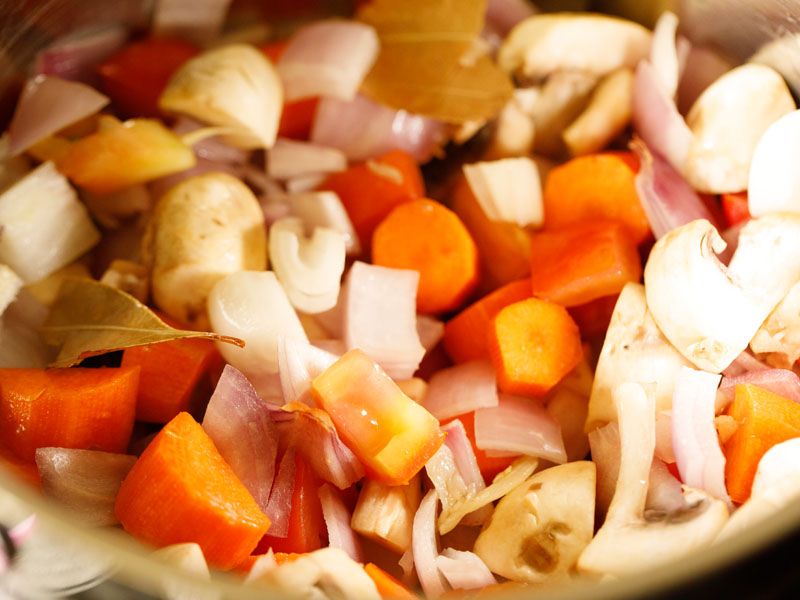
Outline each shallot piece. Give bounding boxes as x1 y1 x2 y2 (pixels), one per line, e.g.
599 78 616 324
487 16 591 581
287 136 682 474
435 548 497 591
278 20 379 102
201 364 278 512
35 448 137 526
474 393 567 464
416 315 445 352
319 483 363 562
263 449 296 538
423 361 498 422
267 139 347 180
631 137 718 239
277 336 339 405
413 490 450 599
34 25 128 83
311 94 447 163
718 369 800 406
7 75 109 156
670 367 730 504
343 262 425 380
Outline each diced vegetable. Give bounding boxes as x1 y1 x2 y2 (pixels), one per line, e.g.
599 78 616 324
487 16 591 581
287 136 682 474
351 477 420 554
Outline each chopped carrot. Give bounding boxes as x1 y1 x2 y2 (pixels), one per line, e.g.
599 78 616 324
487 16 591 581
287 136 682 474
542 151 651 245
365 563 419 599
529 220 642 307
487 298 583 397
723 383 800 503
311 349 445 486
372 199 479 315
121 337 221 423
98 37 200 118
450 174 531 293
567 294 619 341
0 367 140 462
318 150 425 250
720 191 750 228
115 412 270 570
442 278 532 364
442 413 516 482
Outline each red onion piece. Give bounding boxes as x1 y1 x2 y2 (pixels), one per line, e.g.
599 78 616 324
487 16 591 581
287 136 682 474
35 447 137 526
722 350 771 377
435 548 497 591
278 20 379 102
631 61 693 175
319 483 363 562
267 138 347 180
343 262 425 380
718 368 800 407
172 117 251 165
423 361 498 422
277 336 339 406
413 490 450 599
671 366 730 503
474 394 567 464
34 25 127 84
202 365 279 512
263 449 296 538
311 94 447 163
7 76 109 156
485 0 537 36
631 136 719 239
152 0 232 44
654 410 676 464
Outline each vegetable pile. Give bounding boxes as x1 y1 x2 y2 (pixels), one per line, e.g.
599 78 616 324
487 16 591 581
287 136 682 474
2 0 800 597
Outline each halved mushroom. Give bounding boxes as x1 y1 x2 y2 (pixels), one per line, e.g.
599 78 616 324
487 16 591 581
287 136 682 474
586 282 693 432
473 461 595 584
684 64 795 194
577 383 729 577
498 14 651 83
750 281 800 368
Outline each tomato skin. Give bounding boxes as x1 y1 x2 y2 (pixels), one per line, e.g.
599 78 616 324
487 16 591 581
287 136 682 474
720 191 750 228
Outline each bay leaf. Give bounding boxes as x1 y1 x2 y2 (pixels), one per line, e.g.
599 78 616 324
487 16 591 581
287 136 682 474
357 0 514 124
41 278 244 368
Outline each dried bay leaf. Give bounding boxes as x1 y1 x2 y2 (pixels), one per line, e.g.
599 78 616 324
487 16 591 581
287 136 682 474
42 278 244 367
358 0 513 123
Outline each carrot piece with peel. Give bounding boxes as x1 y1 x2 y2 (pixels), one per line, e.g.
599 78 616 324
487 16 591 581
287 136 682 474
364 563 419 599
442 278 532 364
529 219 642 307
487 298 583 397
723 383 800 503
372 199 479 314
114 412 270 570
542 151 650 244
0 367 140 462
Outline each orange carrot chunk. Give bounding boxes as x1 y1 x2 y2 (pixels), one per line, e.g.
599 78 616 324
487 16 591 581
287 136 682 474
372 199 480 315
529 219 642 307
442 278 532 364
487 298 583 397
542 151 651 245
114 412 270 570
0 367 140 462
723 384 800 504
364 562 419 599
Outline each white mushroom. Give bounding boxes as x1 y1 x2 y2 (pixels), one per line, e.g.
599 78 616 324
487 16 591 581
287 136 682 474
748 109 800 217
750 280 800 368
684 64 795 194
473 461 596 584
159 44 282 149
577 383 729 577
586 282 693 432
462 157 543 227
142 172 267 329
350 477 420 554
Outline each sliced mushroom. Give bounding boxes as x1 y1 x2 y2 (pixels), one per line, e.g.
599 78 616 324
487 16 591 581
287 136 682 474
473 461 595 584
684 64 795 194
748 109 800 217
159 44 282 149
462 157 543 227
586 282 693 432
350 477 420 554
577 383 728 577
750 280 800 368
498 14 652 83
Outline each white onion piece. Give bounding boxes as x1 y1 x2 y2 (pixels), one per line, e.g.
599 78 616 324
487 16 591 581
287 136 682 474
435 548 497 591
278 20 379 102
263 449 295 538
208 271 309 389
631 61 693 174
152 0 232 44
285 191 360 256
34 25 127 83
462 157 543 227
201 364 278 512
7 75 108 156
311 94 447 163
671 366 730 503
630 137 718 239
474 394 566 464
267 139 347 180
412 490 450 599
35 448 136 527
319 483 363 563
649 11 681 99
423 361 498 422
343 262 425 380
654 410 676 464
0 162 100 283
748 109 800 217
485 0 537 36
277 336 339 405
172 117 251 165
270 217 346 314
718 369 800 407
416 315 445 353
